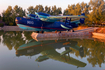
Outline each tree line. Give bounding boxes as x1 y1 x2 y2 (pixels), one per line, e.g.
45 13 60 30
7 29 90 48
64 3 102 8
0 5 62 26
64 0 105 25
0 0 105 26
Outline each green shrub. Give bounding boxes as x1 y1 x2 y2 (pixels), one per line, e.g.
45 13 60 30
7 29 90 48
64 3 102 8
0 23 4 27
9 23 14 26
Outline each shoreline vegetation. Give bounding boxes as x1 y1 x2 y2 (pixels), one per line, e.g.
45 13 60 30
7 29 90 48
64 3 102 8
0 0 105 26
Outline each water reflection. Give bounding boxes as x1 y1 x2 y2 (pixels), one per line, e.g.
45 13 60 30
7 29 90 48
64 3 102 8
0 31 105 68
0 31 32 50
16 39 86 67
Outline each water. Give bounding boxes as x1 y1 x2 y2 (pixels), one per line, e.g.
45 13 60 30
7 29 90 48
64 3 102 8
0 31 105 70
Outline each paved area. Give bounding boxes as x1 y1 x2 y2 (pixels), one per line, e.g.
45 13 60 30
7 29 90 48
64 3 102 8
31 27 98 40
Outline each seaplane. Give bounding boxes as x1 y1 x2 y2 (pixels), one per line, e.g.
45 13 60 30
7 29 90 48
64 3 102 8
15 12 87 33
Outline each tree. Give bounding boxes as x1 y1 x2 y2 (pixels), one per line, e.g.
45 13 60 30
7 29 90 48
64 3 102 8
57 7 62 15
75 3 81 15
13 5 25 17
4 6 13 17
44 6 52 14
0 14 1 20
88 0 105 24
63 9 69 15
34 5 44 12
51 5 57 15
63 4 76 15
45 6 48 13
47 7 51 14
12 5 25 25
81 2 90 14
2 6 13 25
51 5 62 15
2 5 26 25
27 6 35 14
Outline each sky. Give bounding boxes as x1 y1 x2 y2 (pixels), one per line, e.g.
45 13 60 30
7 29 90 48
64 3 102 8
0 0 90 14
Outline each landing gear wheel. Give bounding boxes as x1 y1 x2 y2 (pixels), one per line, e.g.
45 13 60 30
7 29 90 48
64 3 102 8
67 30 70 32
72 30 74 32
70 29 74 32
40 31 44 34
59 31 61 33
36 31 39 33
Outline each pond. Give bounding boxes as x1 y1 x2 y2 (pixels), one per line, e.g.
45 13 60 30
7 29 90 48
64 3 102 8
0 31 105 70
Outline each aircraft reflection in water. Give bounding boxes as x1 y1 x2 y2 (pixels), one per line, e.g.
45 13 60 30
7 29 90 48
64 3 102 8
16 39 86 68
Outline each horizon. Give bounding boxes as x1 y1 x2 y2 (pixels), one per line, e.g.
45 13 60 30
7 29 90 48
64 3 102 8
0 0 90 14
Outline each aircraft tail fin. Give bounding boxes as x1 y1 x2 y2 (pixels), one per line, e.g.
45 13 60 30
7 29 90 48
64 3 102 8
80 13 85 24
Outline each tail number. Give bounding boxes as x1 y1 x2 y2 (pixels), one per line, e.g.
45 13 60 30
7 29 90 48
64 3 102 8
27 21 34 24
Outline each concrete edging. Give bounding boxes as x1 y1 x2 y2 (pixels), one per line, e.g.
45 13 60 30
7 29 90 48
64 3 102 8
92 32 105 39
31 27 98 39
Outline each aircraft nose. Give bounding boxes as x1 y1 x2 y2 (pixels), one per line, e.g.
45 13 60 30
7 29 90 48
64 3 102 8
15 18 18 22
15 17 22 25
15 17 19 25
15 17 22 21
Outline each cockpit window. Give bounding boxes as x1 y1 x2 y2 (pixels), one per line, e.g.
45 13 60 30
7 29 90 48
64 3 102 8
38 12 50 16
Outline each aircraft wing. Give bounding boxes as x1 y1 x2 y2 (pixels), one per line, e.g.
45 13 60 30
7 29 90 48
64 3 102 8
40 15 86 22
35 12 87 22
48 15 86 19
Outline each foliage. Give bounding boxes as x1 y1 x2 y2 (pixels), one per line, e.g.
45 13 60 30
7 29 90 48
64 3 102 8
9 23 14 26
1 31 32 50
27 5 62 15
1 5 62 26
0 14 1 20
63 0 105 25
1 0 105 26
0 23 4 27
71 39 105 67
2 5 25 26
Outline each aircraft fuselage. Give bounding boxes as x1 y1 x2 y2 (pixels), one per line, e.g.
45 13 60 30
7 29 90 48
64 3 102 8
15 17 78 31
